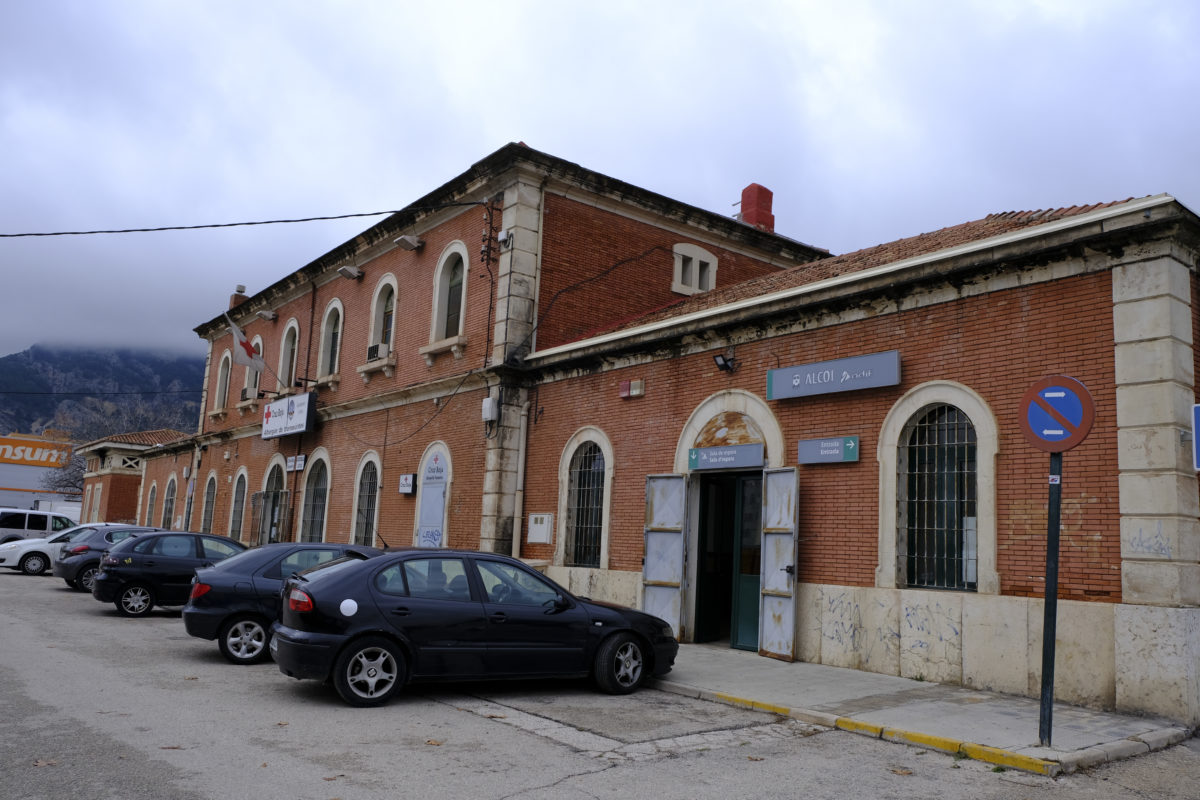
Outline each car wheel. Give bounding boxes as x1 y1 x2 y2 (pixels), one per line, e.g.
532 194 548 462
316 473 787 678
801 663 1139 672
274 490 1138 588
332 637 406 707
218 616 271 665
115 584 155 617
19 553 48 576
593 633 646 695
76 565 98 593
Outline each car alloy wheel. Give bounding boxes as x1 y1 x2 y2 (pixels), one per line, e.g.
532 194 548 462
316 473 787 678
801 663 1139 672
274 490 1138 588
19 553 48 576
77 565 98 593
116 584 154 617
218 617 270 664
333 636 406 707
594 633 645 695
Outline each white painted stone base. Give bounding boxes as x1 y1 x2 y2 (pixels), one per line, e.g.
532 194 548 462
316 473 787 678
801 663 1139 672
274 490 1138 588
1114 604 1200 725
544 565 641 610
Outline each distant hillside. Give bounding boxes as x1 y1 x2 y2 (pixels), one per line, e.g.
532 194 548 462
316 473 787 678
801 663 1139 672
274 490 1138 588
0 345 205 440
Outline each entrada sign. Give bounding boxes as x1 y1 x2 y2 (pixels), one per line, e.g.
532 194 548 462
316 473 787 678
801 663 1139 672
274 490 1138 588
767 350 901 400
797 436 859 464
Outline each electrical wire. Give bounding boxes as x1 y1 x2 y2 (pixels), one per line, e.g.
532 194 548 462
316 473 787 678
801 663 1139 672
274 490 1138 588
0 389 200 396
0 211 403 238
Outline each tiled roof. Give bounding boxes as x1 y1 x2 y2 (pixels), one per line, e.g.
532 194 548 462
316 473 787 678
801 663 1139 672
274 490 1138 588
590 199 1131 336
83 429 190 448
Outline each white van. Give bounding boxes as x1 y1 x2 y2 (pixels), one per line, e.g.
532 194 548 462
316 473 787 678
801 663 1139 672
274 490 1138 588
0 508 76 543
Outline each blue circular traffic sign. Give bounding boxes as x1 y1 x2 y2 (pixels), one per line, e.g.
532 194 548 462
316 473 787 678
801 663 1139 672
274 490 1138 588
1019 375 1095 452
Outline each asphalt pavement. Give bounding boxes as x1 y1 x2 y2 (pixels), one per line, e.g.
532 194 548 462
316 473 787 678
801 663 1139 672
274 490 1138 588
653 643 1194 776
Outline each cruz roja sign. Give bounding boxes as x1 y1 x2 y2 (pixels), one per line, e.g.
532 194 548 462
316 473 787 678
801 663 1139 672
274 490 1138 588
1018 375 1096 747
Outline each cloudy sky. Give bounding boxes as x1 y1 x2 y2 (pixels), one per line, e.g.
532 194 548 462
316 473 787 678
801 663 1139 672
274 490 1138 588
2 0 1197 358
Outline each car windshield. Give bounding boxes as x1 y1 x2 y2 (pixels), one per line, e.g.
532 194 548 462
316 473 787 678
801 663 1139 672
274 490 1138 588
206 547 267 572
295 555 366 582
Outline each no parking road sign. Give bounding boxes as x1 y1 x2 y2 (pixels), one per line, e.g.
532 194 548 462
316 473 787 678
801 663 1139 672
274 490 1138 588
1019 375 1095 453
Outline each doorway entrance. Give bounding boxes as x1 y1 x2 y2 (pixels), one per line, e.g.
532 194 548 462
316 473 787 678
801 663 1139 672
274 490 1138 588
694 473 762 651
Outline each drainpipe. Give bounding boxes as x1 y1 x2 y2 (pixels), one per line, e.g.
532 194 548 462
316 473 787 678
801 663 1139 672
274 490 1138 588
511 400 530 558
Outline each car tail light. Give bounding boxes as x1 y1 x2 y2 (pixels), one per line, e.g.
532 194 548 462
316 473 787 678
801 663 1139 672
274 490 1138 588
287 588 313 613
190 582 212 600
68 545 90 555
101 554 119 566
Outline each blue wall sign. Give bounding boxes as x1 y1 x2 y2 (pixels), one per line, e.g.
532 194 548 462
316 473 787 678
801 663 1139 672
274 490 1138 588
688 443 764 471
767 350 901 400
797 436 860 464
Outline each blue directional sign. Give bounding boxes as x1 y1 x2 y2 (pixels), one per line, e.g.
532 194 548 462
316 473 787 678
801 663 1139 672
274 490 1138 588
1019 376 1095 453
1192 404 1200 472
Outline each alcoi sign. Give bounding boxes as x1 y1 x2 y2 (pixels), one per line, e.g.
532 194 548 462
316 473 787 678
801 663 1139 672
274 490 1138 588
767 350 901 400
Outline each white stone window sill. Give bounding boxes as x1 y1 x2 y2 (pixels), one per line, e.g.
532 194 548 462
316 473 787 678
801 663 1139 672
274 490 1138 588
356 356 396 383
418 335 466 366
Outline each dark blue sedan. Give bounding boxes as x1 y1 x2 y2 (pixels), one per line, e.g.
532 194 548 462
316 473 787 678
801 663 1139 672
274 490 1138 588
183 542 382 664
271 548 678 706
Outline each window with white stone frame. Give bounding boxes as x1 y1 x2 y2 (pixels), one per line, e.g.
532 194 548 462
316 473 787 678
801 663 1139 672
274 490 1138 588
671 243 717 295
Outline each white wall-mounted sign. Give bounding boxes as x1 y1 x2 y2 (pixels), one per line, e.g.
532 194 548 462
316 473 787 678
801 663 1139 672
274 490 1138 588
262 392 317 439
398 474 415 494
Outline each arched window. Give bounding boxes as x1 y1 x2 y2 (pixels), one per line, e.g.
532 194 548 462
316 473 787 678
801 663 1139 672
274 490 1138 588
215 353 232 411
279 323 299 391
256 464 288 545
229 473 247 541
441 255 464 340
300 460 329 542
145 484 157 527
161 478 177 529
200 476 217 534
319 303 342 377
375 285 395 348
354 460 380 546
900 404 977 590
431 244 469 344
877 381 998 594
565 441 605 568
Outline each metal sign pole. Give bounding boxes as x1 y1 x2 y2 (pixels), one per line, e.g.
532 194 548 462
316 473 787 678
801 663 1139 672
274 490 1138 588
1038 450 1063 747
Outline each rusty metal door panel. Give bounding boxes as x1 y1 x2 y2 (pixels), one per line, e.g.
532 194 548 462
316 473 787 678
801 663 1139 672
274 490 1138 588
644 474 686 638
760 468 797 661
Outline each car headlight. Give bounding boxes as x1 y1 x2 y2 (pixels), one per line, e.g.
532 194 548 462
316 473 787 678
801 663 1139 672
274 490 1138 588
662 625 675 638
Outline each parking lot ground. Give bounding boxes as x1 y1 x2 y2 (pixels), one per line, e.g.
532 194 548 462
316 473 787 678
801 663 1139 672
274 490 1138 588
6 570 1200 800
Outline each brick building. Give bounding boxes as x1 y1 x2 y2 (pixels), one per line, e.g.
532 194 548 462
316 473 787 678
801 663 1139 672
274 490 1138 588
135 144 1200 725
78 429 188 524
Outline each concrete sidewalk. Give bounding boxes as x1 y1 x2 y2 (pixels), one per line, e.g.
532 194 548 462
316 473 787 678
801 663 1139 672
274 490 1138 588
651 643 1193 776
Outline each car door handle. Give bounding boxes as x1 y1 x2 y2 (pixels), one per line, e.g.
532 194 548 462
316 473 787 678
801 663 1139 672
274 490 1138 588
144 560 157 567
488 612 507 623
391 607 411 617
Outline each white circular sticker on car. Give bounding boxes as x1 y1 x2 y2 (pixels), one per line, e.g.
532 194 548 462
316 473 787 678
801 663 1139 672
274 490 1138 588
339 598 358 617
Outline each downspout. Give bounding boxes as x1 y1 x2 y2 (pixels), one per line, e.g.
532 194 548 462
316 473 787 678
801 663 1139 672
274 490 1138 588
511 400 531 558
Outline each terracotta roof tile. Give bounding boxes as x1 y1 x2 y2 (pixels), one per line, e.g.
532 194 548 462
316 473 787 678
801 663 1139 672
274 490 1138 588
589 199 1133 336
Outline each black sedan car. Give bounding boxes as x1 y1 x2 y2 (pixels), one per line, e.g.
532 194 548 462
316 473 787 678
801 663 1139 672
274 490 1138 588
183 542 383 664
271 548 678 706
52 525 161 592
92 531 246 616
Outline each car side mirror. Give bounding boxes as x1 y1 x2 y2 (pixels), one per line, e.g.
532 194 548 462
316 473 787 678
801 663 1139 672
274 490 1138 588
543 593 570 614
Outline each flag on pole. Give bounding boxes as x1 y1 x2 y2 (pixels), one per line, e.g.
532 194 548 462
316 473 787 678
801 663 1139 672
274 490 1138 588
225 313 267 371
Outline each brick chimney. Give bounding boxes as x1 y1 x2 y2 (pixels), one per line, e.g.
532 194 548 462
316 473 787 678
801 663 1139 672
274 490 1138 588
740 183 775 233
229 284 249 309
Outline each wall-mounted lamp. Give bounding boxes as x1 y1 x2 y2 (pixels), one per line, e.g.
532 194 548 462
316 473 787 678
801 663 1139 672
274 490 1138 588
337 265 364 280
713 353 740 373
395 234 424 251
256 310 277 321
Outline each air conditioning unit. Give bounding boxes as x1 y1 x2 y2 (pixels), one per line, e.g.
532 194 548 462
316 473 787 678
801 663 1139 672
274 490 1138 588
367 343 389 361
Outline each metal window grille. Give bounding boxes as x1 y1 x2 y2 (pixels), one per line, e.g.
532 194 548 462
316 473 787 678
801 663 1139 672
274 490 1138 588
146 486 157 527
251 489 290 545
229 475 247 541
902 404 978 590
161 481 176 529
443 257 463 339
354 462 379 546
300 462 328 543
565 442 604 568
200 478 217 533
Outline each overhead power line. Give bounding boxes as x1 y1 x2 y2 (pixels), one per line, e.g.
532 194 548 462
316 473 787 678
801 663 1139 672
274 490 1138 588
0 389 201 397
0 210 403 238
